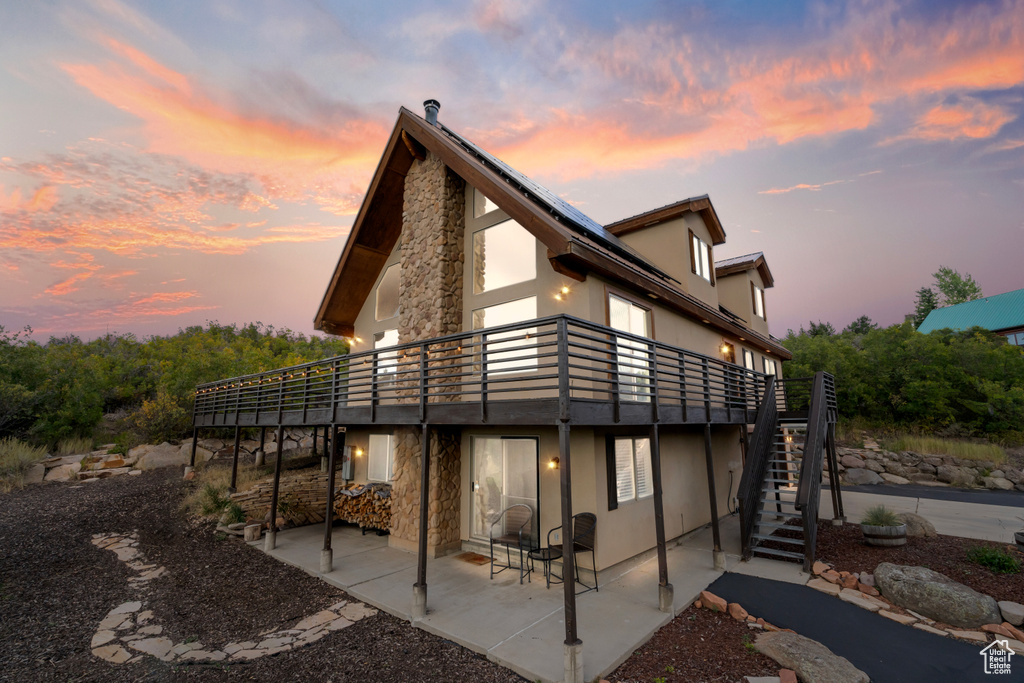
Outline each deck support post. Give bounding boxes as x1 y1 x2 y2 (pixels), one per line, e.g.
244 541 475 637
412 423 430 619
187 429 198 469
255 427 266 467
559 421 582 683
703 423 725 570
320 426 330 473
649 423 673 613
321 426 343 573
265 425 284 552
229 425 241 493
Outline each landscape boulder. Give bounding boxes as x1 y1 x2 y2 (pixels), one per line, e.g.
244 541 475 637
982 477 1015 491
754 631 869 683
44 462 82 482
999 601 1024 626
840 455 865 469
134 443 188 471
937 465 976 487
844 468 883 486
874 563 1001 628
895 512 936 538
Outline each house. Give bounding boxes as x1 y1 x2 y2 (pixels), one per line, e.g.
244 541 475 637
918 287 1024 345
191 101 839 682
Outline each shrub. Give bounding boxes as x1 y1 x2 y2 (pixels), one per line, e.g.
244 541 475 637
55 436 93 457
197 482 230 516
967 546 1021 574
861 505 901 527
223 502 245 525
0 437 47 492
885 435 1005 464
124 391 190 445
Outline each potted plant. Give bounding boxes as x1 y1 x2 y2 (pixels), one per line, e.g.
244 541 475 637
860 505 907 547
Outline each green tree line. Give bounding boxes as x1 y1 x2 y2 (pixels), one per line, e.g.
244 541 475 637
784 320 1024 442
0 323 348 446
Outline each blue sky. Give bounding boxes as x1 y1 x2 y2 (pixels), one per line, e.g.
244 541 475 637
2 0 1022 340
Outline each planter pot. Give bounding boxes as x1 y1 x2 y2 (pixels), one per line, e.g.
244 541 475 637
861 523 907 547
1015 530 1024 550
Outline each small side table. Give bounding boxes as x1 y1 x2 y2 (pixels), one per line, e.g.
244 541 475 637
528 547 563 589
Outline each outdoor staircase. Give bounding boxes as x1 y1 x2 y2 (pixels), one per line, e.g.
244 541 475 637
737 372 841 570
748 418 808 562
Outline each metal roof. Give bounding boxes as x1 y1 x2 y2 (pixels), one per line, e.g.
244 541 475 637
917 288 1024 334
715 252 764 269
435 122 679 283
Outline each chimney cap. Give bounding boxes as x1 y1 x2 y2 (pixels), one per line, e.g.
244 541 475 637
423 99 440 125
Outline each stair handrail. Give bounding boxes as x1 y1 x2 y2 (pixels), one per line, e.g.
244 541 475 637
737 375 777 559
795 371 829 570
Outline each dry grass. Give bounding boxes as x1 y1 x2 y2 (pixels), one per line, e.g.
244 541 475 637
885 434 1006 464
54 436 94 457
182 459 273 519
0 438 48 493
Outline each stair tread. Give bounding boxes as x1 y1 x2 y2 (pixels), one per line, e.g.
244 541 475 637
751 546 804 560
752 533 805 546
756 510 803 519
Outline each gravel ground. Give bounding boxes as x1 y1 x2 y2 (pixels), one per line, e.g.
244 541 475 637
608 606 779 683
815 521 1024 604
0 467 524 682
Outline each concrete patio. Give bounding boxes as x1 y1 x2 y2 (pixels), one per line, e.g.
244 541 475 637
253 514 807 683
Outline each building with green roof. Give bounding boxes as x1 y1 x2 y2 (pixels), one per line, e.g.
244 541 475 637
918 287 1024 345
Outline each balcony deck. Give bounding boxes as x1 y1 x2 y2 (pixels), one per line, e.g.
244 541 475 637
192 315 781 430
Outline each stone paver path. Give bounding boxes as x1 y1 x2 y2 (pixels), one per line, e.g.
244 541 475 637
90 532 376 665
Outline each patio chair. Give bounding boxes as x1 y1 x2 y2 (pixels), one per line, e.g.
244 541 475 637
547 512 598 593
489 504 534 584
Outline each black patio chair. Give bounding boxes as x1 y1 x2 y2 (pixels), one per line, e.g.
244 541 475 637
489 504 534 584
548 512 598 594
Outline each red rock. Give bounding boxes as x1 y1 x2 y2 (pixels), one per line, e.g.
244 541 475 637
812 561 829 575
728 602 749 621
982 623 1014 638
839 571 852 578
1004 623 1024 642
756 617 766 626
700 590 727 613
183 470 196 481
779 669 798 683
821 570 841 584
857 582 880 597
694 600 703 609
746 615 756 622
841 574 859 589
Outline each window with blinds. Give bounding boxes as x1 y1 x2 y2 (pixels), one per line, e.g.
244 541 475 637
367 434 394 483
612 437 653 506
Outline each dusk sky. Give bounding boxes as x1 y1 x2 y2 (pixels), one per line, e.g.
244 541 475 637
2 0 1022 342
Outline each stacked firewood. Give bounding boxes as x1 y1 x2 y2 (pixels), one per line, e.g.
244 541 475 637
333 483 392 532
229 471 329 527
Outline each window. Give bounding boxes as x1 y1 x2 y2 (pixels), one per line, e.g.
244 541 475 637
375 264 399 321
608 293 652 402
472 296 538 374
1008 332 1024 346
751 283 765 320
609 437 653 508
472 220 536 293
763 357 777 376
689 230 714 284
374 328 399 378
367 434 394 482
473 187 499 218
742 349 755 371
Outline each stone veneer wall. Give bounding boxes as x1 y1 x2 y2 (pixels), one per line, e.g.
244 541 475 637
389 151 465 556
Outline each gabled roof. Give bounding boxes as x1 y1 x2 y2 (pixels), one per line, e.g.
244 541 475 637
918 288 1024 334
313 107 791 359
604 195 726 245
715 252 775 288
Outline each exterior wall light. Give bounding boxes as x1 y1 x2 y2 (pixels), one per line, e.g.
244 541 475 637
548 457 559 470
355 447 364 457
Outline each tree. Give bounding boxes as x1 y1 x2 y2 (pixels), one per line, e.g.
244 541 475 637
807 320 836 337
913 287 938 329
844 315 878 335
933 266 982 306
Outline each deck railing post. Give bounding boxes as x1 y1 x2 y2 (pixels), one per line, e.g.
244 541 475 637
702 358 711 422
649 342 660 423
419 343 427 423
557 318 570 422
370 351 379 423
321 426 343 573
